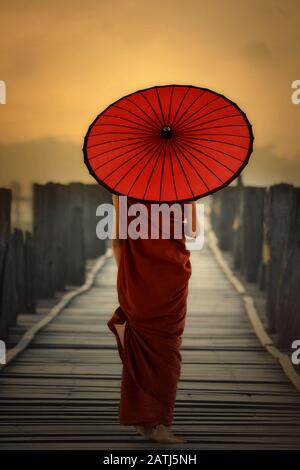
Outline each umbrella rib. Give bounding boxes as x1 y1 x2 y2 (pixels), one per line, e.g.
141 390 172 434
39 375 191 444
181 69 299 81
114 104 159 132
176 103 231 132
89 137 155 163
175 139 225 183
176 113 242 134
87 135 155 150
168 143 178 200
127 142 164 196
156 88 166 125
172 141 210 191
112 142 162 190
169 140 195 198
101 112 157 133
104 141 160 186
176 131 249 139
190 123 248 132
90 130 156 137
174 96 220 131
126 97 162 131
93 140 155 172
178 135 249 151
170 86 191 128
140 92 165 128
176 137 236 173
172 91 205 129
167 86 175 126
159 142 167 200
176 135 244 162
94 122 157 133
143 142 165 199
177 114 244 135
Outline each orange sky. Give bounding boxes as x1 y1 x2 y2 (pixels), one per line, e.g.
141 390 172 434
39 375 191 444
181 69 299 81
1 0 300 191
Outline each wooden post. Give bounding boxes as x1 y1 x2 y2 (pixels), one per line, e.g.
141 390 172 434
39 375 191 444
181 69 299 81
66 205 85 286
276 187 300 348
217 187 238 251
0 235 18 339
83 185 111 258
33 184 47 298
210 191 222 237
0 188 12 340
239 187 265 282
52 184 69 292
232 187 242 270
264 184 295 333
0 188 11 241
12 228 26 313
24 231 36 313
33 183 57 298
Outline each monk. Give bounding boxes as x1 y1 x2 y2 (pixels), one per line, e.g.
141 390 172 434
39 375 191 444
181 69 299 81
107 195 200 444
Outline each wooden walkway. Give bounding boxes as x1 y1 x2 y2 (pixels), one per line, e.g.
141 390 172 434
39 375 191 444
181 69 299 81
1 244 300 449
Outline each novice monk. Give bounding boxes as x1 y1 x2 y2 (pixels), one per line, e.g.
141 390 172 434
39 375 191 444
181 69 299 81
108 194 200 444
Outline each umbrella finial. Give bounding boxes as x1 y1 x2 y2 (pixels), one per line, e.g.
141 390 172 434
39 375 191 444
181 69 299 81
162 126 173 139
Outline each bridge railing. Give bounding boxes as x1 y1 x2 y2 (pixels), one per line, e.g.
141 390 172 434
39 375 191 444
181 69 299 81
3 181 299 350
210 183 300 350
0 183 111 341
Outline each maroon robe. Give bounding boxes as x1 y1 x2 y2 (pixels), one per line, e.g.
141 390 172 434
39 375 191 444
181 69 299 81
107 197 192 426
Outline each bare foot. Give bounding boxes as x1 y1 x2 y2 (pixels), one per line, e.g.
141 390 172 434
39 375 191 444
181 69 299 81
149 424 186 444
135 425 154 439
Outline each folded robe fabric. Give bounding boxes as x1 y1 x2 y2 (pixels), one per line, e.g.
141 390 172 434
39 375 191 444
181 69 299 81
107 197 192 427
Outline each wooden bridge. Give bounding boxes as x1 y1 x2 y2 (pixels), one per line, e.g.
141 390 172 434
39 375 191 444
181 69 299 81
0 182 300 450
1 240 300 449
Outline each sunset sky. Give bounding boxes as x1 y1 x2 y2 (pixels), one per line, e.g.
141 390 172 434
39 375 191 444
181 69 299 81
1 0 300 192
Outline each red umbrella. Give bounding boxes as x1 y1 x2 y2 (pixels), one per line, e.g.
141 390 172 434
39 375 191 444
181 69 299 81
83 84 253 202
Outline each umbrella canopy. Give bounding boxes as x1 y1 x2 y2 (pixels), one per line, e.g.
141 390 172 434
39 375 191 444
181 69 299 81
83 84 253 202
